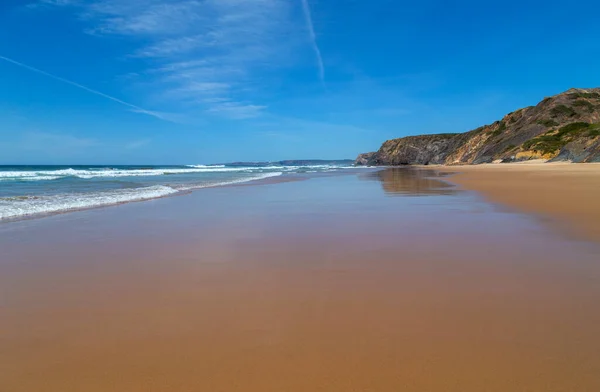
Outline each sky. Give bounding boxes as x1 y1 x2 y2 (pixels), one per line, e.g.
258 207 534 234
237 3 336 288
1 0 599 164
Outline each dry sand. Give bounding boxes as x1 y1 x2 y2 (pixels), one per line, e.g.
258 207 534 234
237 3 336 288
439 162 600 243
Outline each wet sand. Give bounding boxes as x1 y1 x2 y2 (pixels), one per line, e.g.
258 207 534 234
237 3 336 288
440 163 600 243
2 169 600 391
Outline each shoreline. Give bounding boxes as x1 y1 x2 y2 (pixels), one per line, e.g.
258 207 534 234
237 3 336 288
0 169 372 224
0 172 288 224
5 160 598 245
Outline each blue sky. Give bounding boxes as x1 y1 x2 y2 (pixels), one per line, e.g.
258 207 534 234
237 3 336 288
1 0 599 164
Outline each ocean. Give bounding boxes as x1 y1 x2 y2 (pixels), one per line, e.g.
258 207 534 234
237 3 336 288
0 161 356 221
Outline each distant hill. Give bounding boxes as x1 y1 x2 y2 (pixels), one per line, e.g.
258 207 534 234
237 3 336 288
226 160 354 167
356 88 600 165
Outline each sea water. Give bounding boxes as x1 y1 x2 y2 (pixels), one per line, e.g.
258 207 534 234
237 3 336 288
0 162 356 221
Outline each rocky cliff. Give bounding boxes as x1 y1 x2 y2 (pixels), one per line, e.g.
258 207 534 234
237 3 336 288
357 88 600 165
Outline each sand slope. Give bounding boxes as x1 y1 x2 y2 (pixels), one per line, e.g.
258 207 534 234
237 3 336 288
441 163 600 242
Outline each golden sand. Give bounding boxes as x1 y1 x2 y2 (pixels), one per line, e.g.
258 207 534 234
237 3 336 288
2 170 600 391
441 162 600 242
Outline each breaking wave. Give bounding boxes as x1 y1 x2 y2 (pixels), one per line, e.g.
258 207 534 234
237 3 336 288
0 172 282 220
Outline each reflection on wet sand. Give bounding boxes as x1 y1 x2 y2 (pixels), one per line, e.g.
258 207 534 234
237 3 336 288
362 168 457 196
4 171 600 392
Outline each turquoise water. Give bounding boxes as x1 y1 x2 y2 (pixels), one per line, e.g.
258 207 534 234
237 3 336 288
0 162 355 220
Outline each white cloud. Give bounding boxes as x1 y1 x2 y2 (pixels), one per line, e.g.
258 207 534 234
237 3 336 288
30 0 79 7
301 0 325 84
128 108 183 122
206 102 267 119
133 35 212 58
84 0 205 36
32 0 307 120
150 60 210 73
0 55 164 121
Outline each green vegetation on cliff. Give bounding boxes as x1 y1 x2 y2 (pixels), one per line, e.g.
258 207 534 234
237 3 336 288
523 122 600 155
356 88 600 165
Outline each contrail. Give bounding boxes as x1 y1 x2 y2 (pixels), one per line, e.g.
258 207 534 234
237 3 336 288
300 0 325 84
0 54 163 120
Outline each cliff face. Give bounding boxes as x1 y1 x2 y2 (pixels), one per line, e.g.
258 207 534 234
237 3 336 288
357 88 600 165
355 152 377 166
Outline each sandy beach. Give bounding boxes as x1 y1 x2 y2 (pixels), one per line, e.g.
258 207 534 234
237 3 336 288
4 0 600 390
440 162 600 243
2 169 600 392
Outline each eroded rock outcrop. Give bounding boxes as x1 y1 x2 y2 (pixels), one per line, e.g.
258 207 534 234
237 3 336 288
357 88 600 165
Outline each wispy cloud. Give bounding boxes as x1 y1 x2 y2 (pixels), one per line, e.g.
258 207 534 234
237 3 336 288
28 0 79 7
207 102 267 119
31 0 304 120
300 0 325 84
83 0 205 36
132 35 210 58
0 54 166 121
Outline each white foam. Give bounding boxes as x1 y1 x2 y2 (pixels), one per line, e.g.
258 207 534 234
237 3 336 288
18 176 63 181
0 167 251 181
0 185 178 220
186 164 226 168
0 164 358 182
176 172 283 191
0 172 283 220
